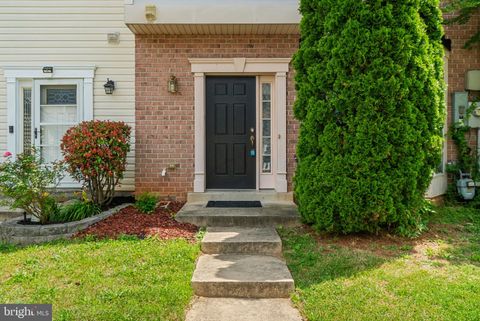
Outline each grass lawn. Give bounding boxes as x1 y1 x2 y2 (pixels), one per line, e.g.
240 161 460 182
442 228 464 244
280 206 480 321
0 237 200 321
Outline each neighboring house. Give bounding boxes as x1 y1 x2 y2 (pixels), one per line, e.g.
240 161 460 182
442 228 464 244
0 0 135 190
1 0 477 200
441 11 480 193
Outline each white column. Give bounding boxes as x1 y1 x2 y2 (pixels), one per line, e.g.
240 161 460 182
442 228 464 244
83 77 94 120
275 72 288 192
6 77 17 157
193 72 206 192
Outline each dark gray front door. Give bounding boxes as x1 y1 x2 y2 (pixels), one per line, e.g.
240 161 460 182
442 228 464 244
206 76 256 189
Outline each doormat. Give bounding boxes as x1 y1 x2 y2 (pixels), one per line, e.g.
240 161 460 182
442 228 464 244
206 201 262 208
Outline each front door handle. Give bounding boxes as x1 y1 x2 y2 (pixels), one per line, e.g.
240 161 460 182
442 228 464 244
250 127 255 147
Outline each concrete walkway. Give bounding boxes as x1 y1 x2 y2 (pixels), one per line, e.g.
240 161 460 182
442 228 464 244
177 195 303 321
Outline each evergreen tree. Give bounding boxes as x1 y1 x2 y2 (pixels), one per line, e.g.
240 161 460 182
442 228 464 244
293 0 445 235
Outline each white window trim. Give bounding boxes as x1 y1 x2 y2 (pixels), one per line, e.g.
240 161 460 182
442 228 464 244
189 58 290 193
3 66 95 158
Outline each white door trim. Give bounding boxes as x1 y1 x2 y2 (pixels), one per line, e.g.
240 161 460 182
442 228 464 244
3 65 96 158
189 58 290 193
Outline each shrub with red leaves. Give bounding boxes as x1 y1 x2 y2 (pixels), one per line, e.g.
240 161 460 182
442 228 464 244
61 120 131 206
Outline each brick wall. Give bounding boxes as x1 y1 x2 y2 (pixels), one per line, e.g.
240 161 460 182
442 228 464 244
444 11 480 164
135 34 299 200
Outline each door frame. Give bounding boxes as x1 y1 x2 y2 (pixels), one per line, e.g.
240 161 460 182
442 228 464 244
4 66 95 158
189 58 290 193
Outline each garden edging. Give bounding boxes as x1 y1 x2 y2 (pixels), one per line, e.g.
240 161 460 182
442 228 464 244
0 203 132 245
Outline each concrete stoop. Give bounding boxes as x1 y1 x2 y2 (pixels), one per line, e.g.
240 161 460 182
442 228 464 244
176 202 300 227
180 196 303 320
187 191 294 203
0 207 23 223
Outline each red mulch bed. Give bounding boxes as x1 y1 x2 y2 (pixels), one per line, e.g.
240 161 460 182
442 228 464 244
74 201 198 241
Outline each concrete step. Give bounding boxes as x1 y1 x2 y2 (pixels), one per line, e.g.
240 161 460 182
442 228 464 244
191 254 295 298
176 202 300 227
187 191 293 203
0 207 24 223
186 297 303 321
202 227 282 257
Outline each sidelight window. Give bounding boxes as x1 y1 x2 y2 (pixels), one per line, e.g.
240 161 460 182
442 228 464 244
261 82 272 173
22 88 32 152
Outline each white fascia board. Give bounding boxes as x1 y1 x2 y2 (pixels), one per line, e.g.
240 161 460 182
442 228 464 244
125 0 300 25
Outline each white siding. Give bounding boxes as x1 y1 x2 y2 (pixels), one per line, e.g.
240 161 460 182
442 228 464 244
0 0 135 191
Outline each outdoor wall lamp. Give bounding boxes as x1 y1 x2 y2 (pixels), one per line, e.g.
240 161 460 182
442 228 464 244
168 75 178 93
104 79 115 95
42 66 53 74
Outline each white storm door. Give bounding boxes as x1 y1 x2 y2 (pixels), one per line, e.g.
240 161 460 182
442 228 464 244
33 79 83 186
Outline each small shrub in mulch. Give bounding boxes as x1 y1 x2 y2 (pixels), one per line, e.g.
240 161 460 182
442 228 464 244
74 201 198 241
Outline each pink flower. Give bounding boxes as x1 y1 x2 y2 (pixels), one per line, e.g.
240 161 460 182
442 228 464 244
3 151 12 157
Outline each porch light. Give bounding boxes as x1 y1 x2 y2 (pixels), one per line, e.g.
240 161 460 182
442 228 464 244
168 75 178 93
104 79 115 94
42 66 53 74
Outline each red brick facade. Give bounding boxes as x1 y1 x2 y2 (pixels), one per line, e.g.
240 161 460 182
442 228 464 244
135 35 299 200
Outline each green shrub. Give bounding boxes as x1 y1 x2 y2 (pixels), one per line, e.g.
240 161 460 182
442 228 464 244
293 0 445 235
43 196 61 221
51 200 101 223
0 149 65 224
135 193 158 214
